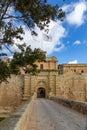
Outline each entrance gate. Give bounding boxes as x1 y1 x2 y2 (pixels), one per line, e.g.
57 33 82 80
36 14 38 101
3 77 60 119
37 87 45 98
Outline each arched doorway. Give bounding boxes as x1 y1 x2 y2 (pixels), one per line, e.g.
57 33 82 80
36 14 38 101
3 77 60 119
37 87 46 98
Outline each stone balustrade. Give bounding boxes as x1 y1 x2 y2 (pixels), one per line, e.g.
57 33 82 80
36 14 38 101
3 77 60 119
0 96 34 130
50 96 87 115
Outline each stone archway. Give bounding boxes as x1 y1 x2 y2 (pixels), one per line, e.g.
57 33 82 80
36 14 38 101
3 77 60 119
36 80 48 98
37 87 46 98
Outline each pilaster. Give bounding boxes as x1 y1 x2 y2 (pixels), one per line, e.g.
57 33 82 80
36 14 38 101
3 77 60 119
23 74 31 100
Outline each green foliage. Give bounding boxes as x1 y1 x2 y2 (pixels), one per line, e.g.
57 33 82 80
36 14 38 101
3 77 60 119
0 60 10 83
0 117 5 122
0 0 65 46
0 0 65 82
10 44 46 75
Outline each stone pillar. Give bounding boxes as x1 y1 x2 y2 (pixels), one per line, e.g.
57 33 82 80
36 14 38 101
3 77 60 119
23 74 31 100
85 76 87 101
55 76 62 97
30 75 37 95
48 73 56 96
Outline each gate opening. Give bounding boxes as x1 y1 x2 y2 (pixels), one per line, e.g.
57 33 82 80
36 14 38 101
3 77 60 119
37 88 45 98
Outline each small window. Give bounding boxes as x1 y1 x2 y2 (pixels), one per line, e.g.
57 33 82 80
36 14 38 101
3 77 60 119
74 69 76 72
81 70 84 73
40 64 43 70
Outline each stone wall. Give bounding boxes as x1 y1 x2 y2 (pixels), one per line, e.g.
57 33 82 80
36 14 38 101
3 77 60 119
23 73 87 102
34 56 58 70
59 64 87 74
23 71 59 100
0 97 33 130
0 75 24 117
0 64 87 117
50 96 87 115
56 74 87 102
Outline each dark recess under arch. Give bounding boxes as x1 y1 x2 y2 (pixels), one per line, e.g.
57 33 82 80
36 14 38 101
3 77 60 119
37 87 46 98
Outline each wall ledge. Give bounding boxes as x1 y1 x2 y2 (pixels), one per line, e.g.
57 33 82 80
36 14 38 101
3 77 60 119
0 97 33 130
50 96 87 115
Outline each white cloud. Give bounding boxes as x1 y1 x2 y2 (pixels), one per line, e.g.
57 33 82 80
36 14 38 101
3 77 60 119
54 44 65 52
68 60 78 64
63 1 87 26
8 56 13 60
73 40 81 45
13 20 66 55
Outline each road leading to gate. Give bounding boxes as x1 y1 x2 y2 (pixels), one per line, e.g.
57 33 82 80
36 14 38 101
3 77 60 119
28 99 87 130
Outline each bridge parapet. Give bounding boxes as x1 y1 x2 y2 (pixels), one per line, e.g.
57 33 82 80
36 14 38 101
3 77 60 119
0 96 34 130
50 96 87 115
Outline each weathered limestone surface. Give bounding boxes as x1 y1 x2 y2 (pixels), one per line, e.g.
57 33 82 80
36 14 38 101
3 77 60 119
23 73 87 102
1 98 87 130
59 64 87 74
35 56 58 70
23 75 31 100
50 96 87 115
21 54 87 102
0 97 33 130
56 74 87 102
23 71 59 100
0 75 24 116
1 54 87 117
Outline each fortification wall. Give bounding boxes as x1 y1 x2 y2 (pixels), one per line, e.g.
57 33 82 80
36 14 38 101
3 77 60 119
0 97 33 130
23 71 58 100
50 96 87 115
23 73 87 102
0 75 24 117
0 71 87 117
56 74 87 102
60 64 87 74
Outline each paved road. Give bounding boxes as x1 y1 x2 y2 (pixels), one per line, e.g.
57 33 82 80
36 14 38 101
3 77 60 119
28 99 87 130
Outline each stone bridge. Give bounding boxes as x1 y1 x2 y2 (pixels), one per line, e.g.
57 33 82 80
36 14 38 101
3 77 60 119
0 96 87 130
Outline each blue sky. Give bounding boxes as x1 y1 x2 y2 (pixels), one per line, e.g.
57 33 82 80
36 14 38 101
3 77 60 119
47 0 87 64
4 0 87 64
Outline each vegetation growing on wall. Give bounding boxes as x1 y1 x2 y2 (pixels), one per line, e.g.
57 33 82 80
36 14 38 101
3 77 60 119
0 117 5 122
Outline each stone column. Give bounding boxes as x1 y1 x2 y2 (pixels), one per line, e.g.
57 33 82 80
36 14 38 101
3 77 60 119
56 76 61 96
48 73 56 97
85 76 87 101
23 74 31 100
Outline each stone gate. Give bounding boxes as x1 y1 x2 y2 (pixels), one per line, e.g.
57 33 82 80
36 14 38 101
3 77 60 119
1 53 87 115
